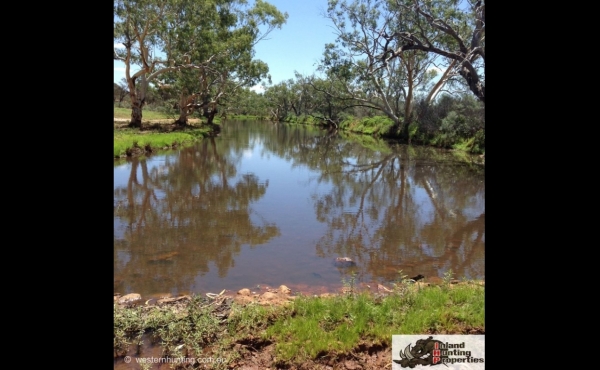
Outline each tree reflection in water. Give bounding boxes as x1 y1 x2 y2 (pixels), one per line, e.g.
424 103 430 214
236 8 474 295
114 121 484 296
114 136 280 296
310 142 484 284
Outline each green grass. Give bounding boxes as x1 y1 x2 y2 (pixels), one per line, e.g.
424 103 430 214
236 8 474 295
113 128 211 157
114 107 173 120
264 282 484 365
227 114 264 120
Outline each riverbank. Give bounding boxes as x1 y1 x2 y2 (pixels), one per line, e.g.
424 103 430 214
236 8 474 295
275 114 485 156
113 118 484 166
114 277 484 369
113 119 217 158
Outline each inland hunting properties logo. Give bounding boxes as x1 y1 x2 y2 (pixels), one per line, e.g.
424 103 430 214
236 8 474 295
392 336 484 368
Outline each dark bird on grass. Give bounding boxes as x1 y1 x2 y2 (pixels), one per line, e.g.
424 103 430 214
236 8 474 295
409 274 425 282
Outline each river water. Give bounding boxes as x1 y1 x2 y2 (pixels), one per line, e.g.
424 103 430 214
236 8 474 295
114 120 484 298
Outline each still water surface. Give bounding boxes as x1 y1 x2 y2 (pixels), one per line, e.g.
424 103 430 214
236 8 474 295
114 121 484 297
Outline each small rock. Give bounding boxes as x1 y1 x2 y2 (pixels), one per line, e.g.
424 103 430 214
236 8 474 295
377 284 393 292
117 293 141 304
345 360 360 369
237 288 251 296
279 285 291 294
157 296 191 305
261 292 277 300
333 257 356 268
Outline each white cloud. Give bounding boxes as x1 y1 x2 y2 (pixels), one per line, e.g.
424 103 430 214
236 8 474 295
114 67 125 72
114 43 125 49
250 84 265 93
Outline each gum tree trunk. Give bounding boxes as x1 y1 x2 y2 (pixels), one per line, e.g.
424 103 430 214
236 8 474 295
128 75 148 128
175 92 194 126
129 97 143 128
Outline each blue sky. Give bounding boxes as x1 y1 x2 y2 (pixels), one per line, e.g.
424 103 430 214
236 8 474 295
113 0 339 91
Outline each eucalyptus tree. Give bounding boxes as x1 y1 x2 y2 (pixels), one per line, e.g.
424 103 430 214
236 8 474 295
266 74 317 120
303 75 353 126
381 0 485 103
322 0 443 139
264 80 296 121
230 88 270 118
160 0 287 126
114 0 287 128
264 72 361 125
114 0 185 127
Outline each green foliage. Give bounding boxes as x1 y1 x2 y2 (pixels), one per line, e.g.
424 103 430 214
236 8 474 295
413 93 484 153
114 0 288 126
408 121 419 139
386 0 485 102
293 115 319 125
228 88 271 117
452 129 485 154
339 115 394 136
431 107 484 153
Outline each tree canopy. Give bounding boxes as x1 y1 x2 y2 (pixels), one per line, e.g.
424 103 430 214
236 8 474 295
114 0 287 127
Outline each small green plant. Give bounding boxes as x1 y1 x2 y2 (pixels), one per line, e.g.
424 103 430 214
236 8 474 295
396 270 409 282
341 272 358 296
393 270 407 286
113 304 145 356
442 269 455 285
392 270 427 300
